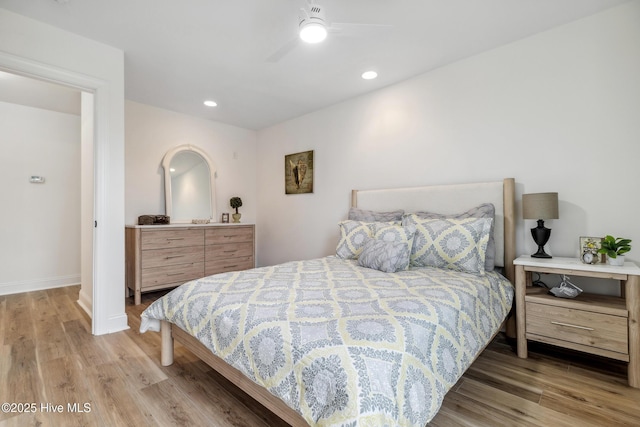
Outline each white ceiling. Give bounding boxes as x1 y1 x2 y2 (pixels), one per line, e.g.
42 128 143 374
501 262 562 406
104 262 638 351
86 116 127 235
0 0 629 130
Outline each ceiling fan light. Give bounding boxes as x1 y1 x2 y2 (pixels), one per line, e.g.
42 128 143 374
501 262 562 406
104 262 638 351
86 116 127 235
300 22 327 43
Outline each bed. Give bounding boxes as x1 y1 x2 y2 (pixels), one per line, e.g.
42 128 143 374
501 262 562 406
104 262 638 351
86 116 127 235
140 178 516 426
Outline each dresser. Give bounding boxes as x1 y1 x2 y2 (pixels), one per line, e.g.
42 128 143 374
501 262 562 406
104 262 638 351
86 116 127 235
514 255 640 388
125 224 255 305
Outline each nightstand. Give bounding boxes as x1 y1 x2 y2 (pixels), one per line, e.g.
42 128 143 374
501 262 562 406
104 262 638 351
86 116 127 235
514 255 640 388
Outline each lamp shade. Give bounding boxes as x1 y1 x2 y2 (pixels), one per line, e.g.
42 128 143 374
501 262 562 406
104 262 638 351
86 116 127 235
523 192 559 220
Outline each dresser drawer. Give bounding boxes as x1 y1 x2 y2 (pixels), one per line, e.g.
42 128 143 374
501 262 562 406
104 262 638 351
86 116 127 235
141 262 204 289
526 302 628 355
141 229 204 250
205 242 253 261
142 245 205 269
205 256 254 276
205 226 253 245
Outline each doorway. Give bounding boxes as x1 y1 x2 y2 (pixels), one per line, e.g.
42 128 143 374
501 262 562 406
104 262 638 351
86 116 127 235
0 70 94 321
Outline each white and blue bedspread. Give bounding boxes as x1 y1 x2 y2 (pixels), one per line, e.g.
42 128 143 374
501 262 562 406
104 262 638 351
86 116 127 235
140 256 513 426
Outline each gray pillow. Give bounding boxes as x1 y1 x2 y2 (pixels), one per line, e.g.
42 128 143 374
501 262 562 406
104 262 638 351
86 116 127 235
336 220 376 259
357 238 411 273
348 207 404 222
407 203 496 271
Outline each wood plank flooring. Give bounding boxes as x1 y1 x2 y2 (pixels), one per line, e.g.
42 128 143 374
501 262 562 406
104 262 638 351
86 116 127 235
1 285 639 426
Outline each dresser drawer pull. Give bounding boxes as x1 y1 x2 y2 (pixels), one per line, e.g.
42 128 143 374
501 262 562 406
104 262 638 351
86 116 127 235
224 265 238 269
167 237 185 241
223 250 237 253
166 272 186 276
550 321 594 331
166 255 185 259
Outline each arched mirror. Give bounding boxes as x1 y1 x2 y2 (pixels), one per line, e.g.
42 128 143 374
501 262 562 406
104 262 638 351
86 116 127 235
162 145 217 223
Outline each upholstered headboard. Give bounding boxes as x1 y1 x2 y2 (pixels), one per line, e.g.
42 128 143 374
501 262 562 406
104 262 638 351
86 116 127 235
351 178 516 282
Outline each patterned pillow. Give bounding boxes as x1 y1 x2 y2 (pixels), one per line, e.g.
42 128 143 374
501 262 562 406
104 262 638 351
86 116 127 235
348 207 404 222
404 215 493 275
374 223 416 253
336 220 376 259
408 203 496 271
358 238 411 273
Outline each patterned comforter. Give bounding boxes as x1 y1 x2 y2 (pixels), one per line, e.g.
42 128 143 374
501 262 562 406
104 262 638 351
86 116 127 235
140 256 513 426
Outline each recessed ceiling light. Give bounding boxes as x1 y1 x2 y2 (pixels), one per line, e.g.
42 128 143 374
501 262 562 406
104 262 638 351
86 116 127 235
169 168 175 172
204 100 217 107
362 71 378 80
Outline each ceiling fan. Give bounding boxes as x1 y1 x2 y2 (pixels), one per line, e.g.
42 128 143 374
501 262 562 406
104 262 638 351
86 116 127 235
266 1 392 62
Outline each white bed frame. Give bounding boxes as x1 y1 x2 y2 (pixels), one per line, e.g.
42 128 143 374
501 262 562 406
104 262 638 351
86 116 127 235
160 177 516 427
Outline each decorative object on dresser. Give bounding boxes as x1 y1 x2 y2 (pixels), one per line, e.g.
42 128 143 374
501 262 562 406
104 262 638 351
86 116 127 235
221 213 229 223
580 236 603 264
522 192 559 258
285 150 313 194
230 197 242 223
514 255 640 388
138 215 170 225
598 235 632 266
125 223 254 305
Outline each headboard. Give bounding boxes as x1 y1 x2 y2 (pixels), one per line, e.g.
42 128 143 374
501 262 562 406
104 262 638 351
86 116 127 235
351 178 516 282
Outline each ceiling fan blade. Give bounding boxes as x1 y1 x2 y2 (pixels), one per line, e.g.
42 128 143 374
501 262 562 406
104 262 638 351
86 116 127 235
328 22 393 37
266 36 300 62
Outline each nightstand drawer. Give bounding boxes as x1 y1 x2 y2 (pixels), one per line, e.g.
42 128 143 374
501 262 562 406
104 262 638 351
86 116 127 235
526 301 628 355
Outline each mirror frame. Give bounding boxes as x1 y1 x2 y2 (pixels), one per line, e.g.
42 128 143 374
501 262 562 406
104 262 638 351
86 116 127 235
162 144 217 223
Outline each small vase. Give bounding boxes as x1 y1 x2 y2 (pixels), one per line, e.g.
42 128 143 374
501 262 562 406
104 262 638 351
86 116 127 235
607 255 625 266
232 213 241 223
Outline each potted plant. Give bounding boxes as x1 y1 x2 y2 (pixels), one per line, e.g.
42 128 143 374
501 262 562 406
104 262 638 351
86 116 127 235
230 197 243 223
598 235 631 266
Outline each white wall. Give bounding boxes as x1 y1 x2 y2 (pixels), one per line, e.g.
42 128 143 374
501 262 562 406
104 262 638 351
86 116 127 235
256 2 640 290
0 101 80 294
125 101 257 225
0 8 127 334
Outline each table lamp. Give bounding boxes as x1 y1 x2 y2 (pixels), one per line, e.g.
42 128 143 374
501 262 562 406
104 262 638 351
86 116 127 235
523 192 559 258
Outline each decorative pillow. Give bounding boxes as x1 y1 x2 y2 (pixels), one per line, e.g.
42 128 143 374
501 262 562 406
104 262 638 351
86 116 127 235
348 207 404 222
358 238 411 273
404 215 493 275
374 223 416 253
336 220 376 259
407 203 496 271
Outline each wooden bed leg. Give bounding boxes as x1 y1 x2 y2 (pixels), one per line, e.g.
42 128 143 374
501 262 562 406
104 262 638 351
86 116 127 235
515 265 528 358
161 320 174 366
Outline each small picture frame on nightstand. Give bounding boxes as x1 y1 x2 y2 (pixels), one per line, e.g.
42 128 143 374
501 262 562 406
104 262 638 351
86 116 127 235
221 213 230 223
579 236 604 264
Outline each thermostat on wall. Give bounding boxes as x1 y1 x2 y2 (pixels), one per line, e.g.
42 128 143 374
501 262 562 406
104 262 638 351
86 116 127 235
29 176 45 183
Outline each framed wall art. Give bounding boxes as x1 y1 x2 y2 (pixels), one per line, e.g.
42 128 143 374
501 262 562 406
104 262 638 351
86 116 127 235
285 150 314 194
579 236 604 264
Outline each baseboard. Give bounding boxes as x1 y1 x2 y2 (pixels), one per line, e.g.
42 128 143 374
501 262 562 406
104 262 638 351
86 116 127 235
0 274 80 296
94 313 129 335
77 288 93 318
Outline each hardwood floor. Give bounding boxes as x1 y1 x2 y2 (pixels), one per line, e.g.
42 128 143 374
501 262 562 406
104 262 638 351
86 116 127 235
1 285 639 426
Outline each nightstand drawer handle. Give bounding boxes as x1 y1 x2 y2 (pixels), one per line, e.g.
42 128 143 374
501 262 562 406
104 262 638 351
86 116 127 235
551 321 594 331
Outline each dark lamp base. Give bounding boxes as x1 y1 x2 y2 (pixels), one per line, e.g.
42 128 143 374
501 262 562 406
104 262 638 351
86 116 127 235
530 219 553 259
531 248 552 258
